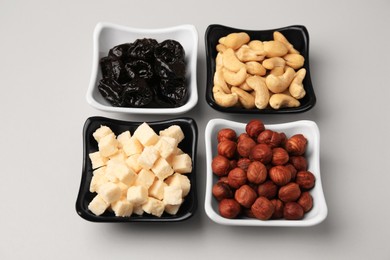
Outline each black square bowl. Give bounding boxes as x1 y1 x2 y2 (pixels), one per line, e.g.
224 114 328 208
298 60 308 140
205 24 316 114
76 116 198 222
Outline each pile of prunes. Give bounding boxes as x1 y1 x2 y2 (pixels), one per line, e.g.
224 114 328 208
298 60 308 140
98 38 188 108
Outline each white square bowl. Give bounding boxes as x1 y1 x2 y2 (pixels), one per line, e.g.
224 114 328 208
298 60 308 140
204 118 327 226
86 22 198 114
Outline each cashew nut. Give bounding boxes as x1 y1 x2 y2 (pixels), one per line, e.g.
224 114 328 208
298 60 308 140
216 44 227 53
246 61 266 76
248 40 266 55
236 45 265 62
269 93 300 109
283 53 305 69
213 85 239 107
239 77 253 91
246 76 269 109
219 32 250 50
264 41 288 58
231 86 256 109
262 57 286 70
289 68 306 99
265 67 295 93
223 67 247 86
223 48 245 72
214 69 231 94
273 31 300 54
216 52 223 70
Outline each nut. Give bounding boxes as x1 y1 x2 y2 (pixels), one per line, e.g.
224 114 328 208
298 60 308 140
257 180 278 199
230 159 237 169
237 133 251 143
247 161 267 184
285 163 297 181
269 165 291 186
297 191 313 212
251 196 275 220
218 176 229 184
243 208 256 218
219 199 241 219
285 134 307 155
283 202 304 220
212 182 233 201
237 158 252 171
271 147 289 165
245 119 265 138
279 132 287 147
211 155 231 177
217 128 237 142
235 185 257 208
256 130 282 148
289 156 308 171
227 167 247 189
249 143 272 164
270 199 284 219
237 136 256 157
295 171 315 190
217 140 237 159
278 182 301 202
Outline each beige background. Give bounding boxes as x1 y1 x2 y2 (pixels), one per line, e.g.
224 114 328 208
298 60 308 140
1 0 389 259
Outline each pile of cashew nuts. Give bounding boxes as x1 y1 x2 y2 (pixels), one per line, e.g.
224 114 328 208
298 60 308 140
212 31 306 110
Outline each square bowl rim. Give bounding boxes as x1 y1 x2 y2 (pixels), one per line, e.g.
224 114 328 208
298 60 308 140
86 22 199 115
76 116 198 222
204 118 327 226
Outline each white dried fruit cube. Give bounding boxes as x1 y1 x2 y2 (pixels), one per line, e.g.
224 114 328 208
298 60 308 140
116 181 129 199
148 179 167 200
159 125 184 144
93 125 113 142
88 194 109 216
127 186 148 205
163 185 183 205
125 154 142 173
123 136 143 157
142 197 165 217
117 130 131 148
105 161 136 186
98 182 121 204
89 151 108 169
154 136 177 159
151 157 174 180
133 122 159 146
164 204 181 215
90 167 108 193
171 154 192 174
133 204 144 216
165 173 191 197
98 133 118 157
108 149 127 163
138 146 160 170
111 199 133 217
135 169 156 189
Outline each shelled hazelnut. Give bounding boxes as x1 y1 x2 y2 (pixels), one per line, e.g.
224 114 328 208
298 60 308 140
217 128 237 143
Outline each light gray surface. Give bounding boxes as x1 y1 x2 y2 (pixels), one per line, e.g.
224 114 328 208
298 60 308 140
1 0 389 259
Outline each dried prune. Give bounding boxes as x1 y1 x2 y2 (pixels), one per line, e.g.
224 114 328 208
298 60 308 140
157 78 188 106
97 78 124 106
99 57 129 83
128 38 158 61
125 60 153 80
122 78 153 107
108 43 131 60
154 40 185 62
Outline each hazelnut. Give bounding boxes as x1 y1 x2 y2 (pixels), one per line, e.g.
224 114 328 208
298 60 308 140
243 208 256 218
230 159 237 169
271 147 289 165
247 161 267 184
283 202 304 220
295 171 315 190
217 128 237 142
257 180 278 199
251 196 275 220
246 119 265 138
237 158 252 171
218 176 229 184
289 156 308 171
285 163 297 181
279 132 287 147
219 199 241 219
234 185 257 208
269 165 291 186
257 130 282 148
212 155 231 177
297 191 313 212
227 167 247 189
278 182 301 202
270 199 284 219
237 136 256 157
237 133 251 143
285 134 307 155
249 143 272 164
217 140 237 159
212 182 233 201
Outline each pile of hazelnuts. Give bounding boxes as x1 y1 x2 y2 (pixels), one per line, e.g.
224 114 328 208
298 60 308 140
212 119 315 220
